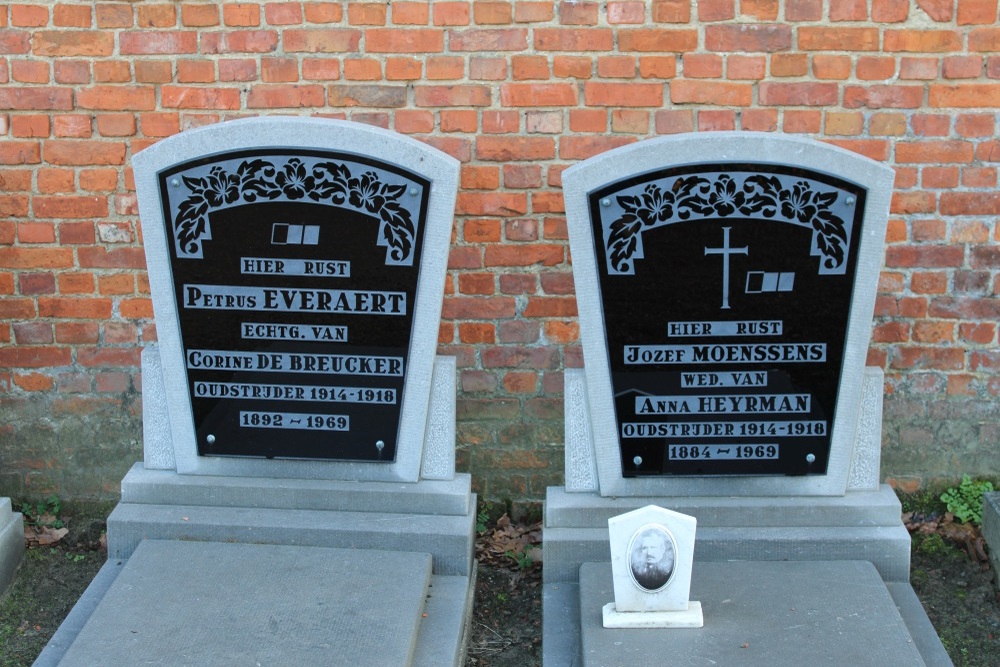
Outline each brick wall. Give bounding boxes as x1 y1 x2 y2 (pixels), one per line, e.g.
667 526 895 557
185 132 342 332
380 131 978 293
0 1 997 501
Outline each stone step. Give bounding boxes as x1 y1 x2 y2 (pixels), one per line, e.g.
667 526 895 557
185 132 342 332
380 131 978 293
543 523 911 583
44 541 472 667
119 463 473 516
108 501 475 576
546 484 903 528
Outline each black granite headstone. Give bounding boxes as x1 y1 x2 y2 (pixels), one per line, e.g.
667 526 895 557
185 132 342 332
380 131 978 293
157 149 429 462
587 164 866 477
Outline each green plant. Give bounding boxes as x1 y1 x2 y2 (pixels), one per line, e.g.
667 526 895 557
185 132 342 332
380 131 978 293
476 501 494 534
504 544 536 571
940 476 994 526
20 495 64 529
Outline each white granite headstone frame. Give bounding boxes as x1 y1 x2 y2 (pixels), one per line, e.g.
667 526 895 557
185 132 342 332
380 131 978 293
134 117 459 482
562 133 894 497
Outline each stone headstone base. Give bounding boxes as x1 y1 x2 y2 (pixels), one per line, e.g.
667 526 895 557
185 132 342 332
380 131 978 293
543 484 911 583
38 541 475 667
545 561 950 666
0 498 24 593
107 463 476 576
602 601 703 629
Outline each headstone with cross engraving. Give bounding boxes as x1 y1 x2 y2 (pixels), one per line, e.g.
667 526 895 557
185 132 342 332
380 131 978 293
542 133 951 666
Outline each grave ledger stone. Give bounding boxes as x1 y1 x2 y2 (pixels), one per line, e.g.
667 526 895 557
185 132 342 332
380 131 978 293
543 132 951 666
38 117 476 667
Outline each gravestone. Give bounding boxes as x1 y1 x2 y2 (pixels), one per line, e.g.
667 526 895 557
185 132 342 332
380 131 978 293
544 133 951 665
38 118 474 666
0 498 23 593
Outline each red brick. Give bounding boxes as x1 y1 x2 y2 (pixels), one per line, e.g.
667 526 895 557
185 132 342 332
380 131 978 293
54 4 93 27
10 115 48 138
916 0 954 21
759 82 838 106
249 84 324 108
884 30 963 52
619 28 698 52
162 86 242 110
500 83 576 106
786 0 823 20
553 56 592 78
512 55 549 80
304 2 344 23
442 297 516 320
896 141 975 163
426 56 464 79
441 110 478 132
0 347 72 369
899 58 939 81
771 54 808 77
348 3 387 25
929 84 1000 108
813 55 852 80
0 87 73 111
474 1 514 24
844 85 924 109
799 27 879 52
890 347 964 371
957 0 998 24
133 61 171 84
585 82 663 107
44 140 125 166
385 58 421 80
393 2 430 24
970 28 1000 51
960 323 997 344
395 110 434 133
11 5 49 27
608 2 647 23
459 323 496 344
957 114 995 137
672 80 752 105
182 4 220 27
433 2 471 25
120 31 197 55
683 54 723 78
698 110 736 131
476 136 554 161
53 60 90 84
96 113 137 137
705 24 791 52
470 57 507 80
872 0 910 20
415 85 491 107
12 61 49 84
559 135 635 159
922 166 959 188
728 55 766 80
32 31 114 57
18 272 56 294
367 28 444 52
653 0 692 21
78 86 156 111
137 4 177 27
611 110 649 133
302 58 340 81
570 109 607 132
857 57 897 81
655 109 695 134
481 346 559 369
597 56 636 78
456 192 528 215
639 56 677 79
535 28 614 51
202 30 280 53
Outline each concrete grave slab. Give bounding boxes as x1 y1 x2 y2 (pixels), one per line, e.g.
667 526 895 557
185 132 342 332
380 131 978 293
579 561 928 667
59 541 433 667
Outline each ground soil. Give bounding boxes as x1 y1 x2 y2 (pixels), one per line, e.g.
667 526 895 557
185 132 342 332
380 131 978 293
0 504 997 667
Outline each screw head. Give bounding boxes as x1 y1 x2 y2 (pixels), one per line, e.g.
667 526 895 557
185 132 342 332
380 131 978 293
207 434 216 444
170 178 180 187
601 198 611 207
408 187 418 196
375 440 385 450
806 453 816 464
633 456 642 466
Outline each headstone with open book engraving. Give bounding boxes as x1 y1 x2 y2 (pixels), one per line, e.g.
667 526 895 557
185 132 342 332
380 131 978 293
38 118 474 667
543 133 949 666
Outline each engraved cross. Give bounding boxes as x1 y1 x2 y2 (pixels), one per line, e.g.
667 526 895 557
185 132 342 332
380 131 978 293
704 227 748 310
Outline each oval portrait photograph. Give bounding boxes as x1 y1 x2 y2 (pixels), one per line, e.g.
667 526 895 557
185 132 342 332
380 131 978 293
627 524 676 592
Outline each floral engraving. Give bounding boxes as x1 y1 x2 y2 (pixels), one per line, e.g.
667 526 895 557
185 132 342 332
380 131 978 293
604 172 850 275
172 156 417 263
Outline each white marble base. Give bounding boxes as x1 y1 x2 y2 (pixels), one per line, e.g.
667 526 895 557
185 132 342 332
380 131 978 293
602 601 704 629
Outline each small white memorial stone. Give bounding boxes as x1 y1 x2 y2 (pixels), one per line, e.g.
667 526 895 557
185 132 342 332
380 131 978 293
604 504 703 628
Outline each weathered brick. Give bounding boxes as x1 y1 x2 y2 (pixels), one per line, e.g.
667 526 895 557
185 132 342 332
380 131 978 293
450 28 528 50
535 28 614 51
672 80 752 105
500 83 576 106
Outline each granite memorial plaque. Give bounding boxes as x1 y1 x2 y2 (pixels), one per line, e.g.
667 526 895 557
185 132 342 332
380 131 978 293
158 150 427 462
590 165 864 478
135 117 459 481
563 132 893 497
